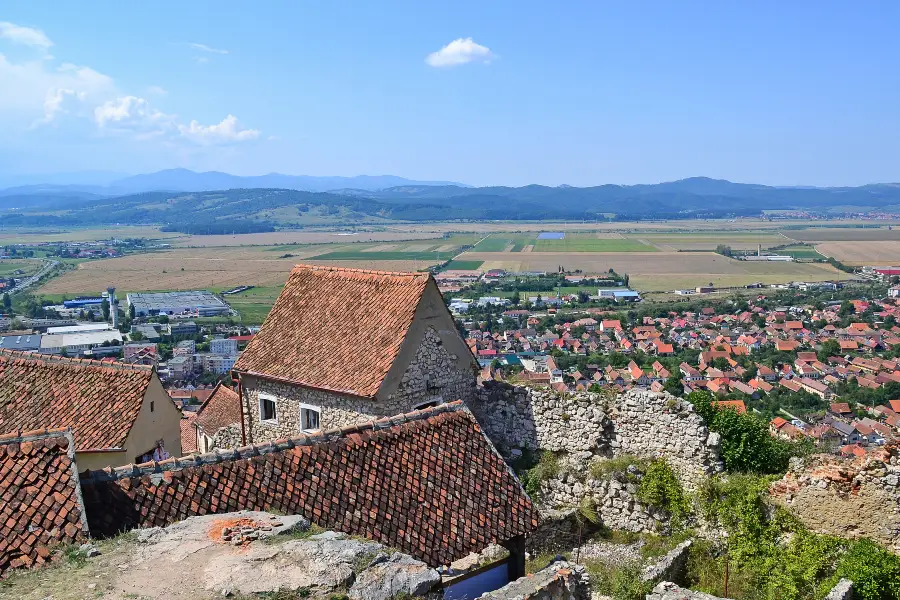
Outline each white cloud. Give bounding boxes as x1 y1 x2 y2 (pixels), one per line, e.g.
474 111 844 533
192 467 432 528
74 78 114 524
0 21 53 50
187 42 228 54
193 55 209 64
178 114 260 144
0 22 260 148
425 37 494 67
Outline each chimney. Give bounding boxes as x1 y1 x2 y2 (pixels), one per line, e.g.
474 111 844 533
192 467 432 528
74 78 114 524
758 244 761 257
107 287 117 328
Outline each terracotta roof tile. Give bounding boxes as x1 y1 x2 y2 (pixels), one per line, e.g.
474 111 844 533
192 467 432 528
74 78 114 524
180 413 198 454
194 382 241 435
0 428 87 575
0 350 154 451
234 265 432 397
79 402 538 567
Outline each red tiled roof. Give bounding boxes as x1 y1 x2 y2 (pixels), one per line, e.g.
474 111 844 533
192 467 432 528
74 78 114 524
79 402 538 567
234 265 433 398
830 402 852 415
180 413 198 454
0 350 154 452
194 382 242 436
0 428 87 575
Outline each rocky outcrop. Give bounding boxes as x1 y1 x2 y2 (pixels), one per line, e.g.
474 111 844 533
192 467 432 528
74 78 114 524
825 579 854 600
770 446 900 551
111 511 441 600
478 559 590 600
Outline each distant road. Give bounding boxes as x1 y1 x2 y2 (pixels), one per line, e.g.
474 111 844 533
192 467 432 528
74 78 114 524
9 258 59 295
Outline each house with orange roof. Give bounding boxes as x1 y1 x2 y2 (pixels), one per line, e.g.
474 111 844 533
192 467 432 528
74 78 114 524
713 399 746 414
0 350 181 470
233 265 478 444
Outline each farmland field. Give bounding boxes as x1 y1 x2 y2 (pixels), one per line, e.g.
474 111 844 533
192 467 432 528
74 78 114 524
456 251 851 291
784 227 900 242
816 241 900 266
471 234 537 252
444 260 485 270
775 245 824 259
532 235 656 252
635 233 788 251
0 259 41 277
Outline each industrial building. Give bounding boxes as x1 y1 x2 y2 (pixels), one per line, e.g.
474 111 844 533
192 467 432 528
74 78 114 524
127 291 230 317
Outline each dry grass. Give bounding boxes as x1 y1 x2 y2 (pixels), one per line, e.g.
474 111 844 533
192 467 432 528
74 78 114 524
785 227 900 242
816 240 900 265
0 227 181 244
170 231 443 247
36 246 442 295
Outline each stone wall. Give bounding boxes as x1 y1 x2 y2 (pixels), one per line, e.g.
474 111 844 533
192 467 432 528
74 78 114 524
469 384 721 490
478 560 590 600
770 446 900 551
538 462 665 534
243 327 475 443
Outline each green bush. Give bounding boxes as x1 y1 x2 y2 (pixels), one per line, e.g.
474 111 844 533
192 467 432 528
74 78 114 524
520 450 561 497
832 539 900 600
636 459 691 527
689 391 796 474
588 455 647 480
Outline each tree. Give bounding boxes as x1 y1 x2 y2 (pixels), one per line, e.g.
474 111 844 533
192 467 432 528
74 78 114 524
741 363 758 383
129 303 136 319
2 293 10 312
712 357 730 371
839 300 854 317
101 299 110 321
819 339 841 362
663 373 684 396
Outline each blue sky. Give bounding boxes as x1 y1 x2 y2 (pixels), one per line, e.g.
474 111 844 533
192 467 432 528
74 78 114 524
1 1 898 186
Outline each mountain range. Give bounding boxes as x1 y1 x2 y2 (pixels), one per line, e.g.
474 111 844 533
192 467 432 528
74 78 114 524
0 169 467 197
2 170 900 230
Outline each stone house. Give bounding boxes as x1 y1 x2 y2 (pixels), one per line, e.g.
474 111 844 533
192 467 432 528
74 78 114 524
191 381 243 452
0 350 182 470
232 265 478 443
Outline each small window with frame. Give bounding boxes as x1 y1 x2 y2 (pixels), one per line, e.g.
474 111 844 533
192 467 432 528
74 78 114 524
259 394 278 423
299 403 321 432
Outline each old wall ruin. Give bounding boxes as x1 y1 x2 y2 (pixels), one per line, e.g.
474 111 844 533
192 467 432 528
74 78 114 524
770 446 900 552
469 383 722 489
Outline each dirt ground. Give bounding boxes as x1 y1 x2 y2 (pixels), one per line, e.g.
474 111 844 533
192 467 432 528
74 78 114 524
815 240 900 265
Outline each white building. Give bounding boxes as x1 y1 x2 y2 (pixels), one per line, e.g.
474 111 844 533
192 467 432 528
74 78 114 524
199 353 238 374
210 338 238 356
40 329 123 355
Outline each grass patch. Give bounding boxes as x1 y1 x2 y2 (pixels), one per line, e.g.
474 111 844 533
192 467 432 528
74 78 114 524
443 259 484 270
472 234 536 252
519 450 561 497
588 455 647 480
776 245 824 259
533 238 656 252
262 523 326 544
584 560 654 600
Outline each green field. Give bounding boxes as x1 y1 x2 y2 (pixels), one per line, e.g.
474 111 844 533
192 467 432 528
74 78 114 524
0 259 41 277
214 285 283 325
775 245 824 259
532 237 656 252
444 260 484 270
472 234 537 252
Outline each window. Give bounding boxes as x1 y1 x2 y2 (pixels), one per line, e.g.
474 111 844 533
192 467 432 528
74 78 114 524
414 399 443 410
299 403 321 432
259 395 277 423
150 401 155 413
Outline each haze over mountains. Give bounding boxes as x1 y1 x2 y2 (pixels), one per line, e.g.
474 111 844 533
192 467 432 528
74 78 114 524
2 169 900 230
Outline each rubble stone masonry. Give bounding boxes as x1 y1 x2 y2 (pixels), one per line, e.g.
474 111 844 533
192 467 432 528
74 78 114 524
469 383 722 490
243 327 475 443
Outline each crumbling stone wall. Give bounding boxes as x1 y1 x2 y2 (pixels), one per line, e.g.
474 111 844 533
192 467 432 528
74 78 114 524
770 446 900 551
243 327 475 443
479 559 590 600
469 384 721 490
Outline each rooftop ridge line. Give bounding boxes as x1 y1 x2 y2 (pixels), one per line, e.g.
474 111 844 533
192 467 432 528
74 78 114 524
0 426 74 444
80 401 466 483
0 349 153 372
291 263 431 278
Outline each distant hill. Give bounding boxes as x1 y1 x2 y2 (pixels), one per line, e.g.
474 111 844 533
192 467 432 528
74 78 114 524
4 176 900 230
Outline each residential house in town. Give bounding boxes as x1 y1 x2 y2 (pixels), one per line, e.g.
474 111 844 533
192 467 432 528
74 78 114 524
191 381 243 452
233 265 478 443
0 350 181 469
